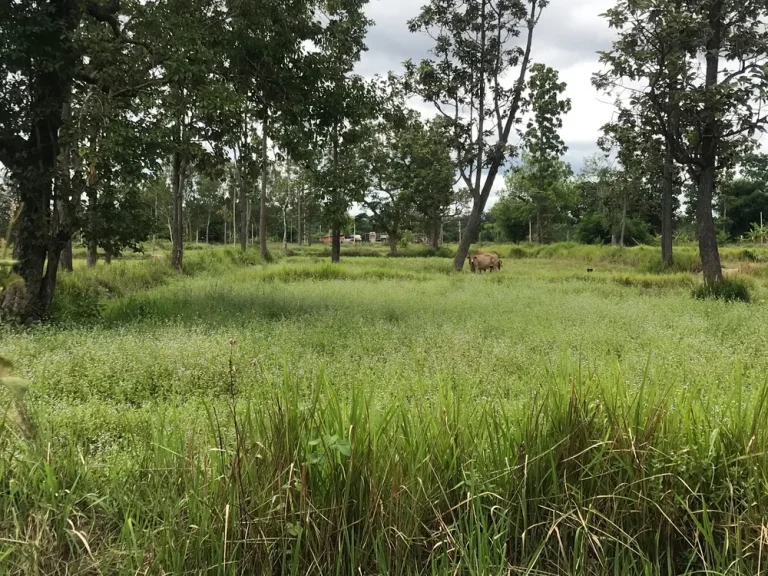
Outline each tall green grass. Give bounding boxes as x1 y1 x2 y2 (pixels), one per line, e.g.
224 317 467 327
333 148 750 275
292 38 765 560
2 366 768 574
52 247 267 321
4 247 768 574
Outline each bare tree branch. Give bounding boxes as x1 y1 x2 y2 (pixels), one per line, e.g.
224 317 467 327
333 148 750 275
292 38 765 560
86 0 122 37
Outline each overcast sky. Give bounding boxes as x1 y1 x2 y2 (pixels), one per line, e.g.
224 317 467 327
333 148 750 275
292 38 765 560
356 0 619 202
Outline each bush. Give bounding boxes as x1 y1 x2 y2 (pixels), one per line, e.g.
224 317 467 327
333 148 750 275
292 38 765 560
692 278 752 303
576 214 610 245
508 245 530 259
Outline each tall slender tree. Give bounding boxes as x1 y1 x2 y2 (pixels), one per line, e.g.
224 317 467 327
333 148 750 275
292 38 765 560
406 0 552 270
0 0 128 318
595 0 768 283
304 0 373 263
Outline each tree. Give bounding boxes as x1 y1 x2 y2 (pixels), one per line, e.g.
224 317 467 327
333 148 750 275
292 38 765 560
270 158 297 251
194 174 226 244
362 78 456 254
136 0 233 271
406 0 553 270
225 0 321 257
518 63 572 242
503 153 575 243
718 153 768 241
0 0 131 318
595 0 768 283
403 119 458 250
304 1 373 263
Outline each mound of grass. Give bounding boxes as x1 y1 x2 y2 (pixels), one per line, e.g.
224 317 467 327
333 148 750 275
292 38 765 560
692 277 752 302
53 259 178 322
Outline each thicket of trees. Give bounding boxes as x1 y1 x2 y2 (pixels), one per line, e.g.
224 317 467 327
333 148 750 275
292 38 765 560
2 0 767 318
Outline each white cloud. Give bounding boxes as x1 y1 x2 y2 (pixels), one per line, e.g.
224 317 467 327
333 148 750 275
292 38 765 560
357 0 620 174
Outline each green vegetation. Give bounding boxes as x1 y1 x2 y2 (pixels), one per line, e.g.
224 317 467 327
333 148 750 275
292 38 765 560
2 247 768 574
693 277 753 303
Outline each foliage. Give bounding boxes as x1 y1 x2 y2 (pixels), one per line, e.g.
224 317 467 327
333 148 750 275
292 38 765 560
363 83 457 252
594 0 768 283
500 152 576 242
406 0 551 269
692 277 752 303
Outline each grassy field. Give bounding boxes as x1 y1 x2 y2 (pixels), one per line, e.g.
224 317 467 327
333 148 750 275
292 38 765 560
2 243 768 574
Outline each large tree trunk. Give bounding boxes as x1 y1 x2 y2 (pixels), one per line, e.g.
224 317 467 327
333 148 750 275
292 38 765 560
388 233 398 256
86 186 98 268
450 1 536 270
56 97 75 274
104 247 112 265
536 208 542 244
661 142 675 267
1 2 81 320
429 216 441 250
698 165 722 284
171 150 187 270
60 239 73 272
231 184 236 247
2 175 50 320
697 7 723 285
453 201 484 269
40 241 64 316
259 116 269 259
331 227 341 263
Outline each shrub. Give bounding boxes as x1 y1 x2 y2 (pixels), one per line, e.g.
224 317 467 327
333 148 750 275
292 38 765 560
692 278 751 303
508 245 529 259
434 246 454 258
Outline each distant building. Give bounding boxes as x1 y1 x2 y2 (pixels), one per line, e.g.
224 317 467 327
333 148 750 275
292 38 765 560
369 232 377 243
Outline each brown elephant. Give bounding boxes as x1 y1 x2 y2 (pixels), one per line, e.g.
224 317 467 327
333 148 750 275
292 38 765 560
468 252 502 273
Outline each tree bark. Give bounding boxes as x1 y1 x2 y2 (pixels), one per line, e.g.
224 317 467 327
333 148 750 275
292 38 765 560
206 212 211 244
536 208 542 244
104 247 112 264
239 177 247 252
698 164 722 283
697 5 723 284
282 203 288 250
453 201 483 266
297 185 303 246
388 233 398 256
661 142 675 267
40 241 64 316
171 150 187 270
429 216 441 250
259 115 269 259
1 2 81 320
331 227 341 263
60 239 73 272
2 174 50 319
86 186 98 268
